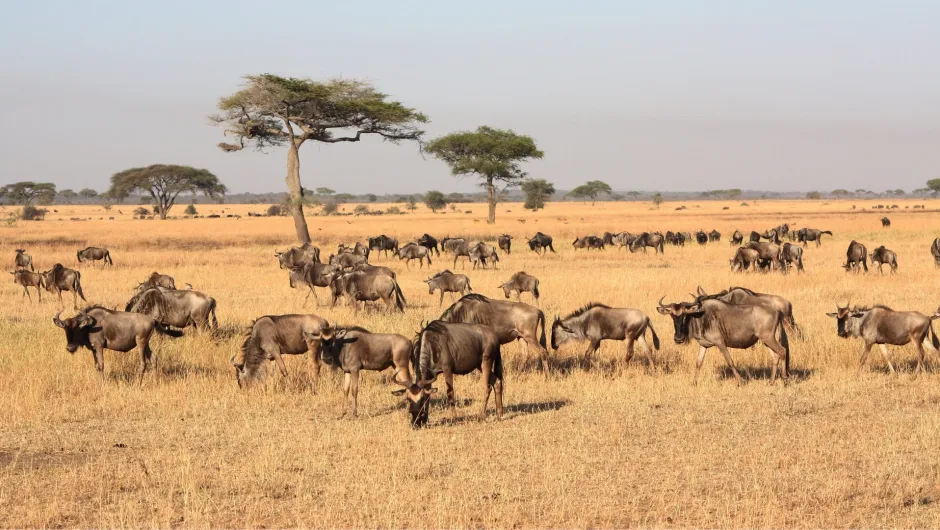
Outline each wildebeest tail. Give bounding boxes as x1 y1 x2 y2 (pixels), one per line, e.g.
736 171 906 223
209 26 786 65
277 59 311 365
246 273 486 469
155 322 184 338
208 298 219 330
105 252 113 266
73 271 86 301
537 310 547 349
533 280 540 299
647 318 660 350
465 278 473 292
930 322 940 350
779 314 790 376
548 242 556 253
393 281 406 312
426 252 432 266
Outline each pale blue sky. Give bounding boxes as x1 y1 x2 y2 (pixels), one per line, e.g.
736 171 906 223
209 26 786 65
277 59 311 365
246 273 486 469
1 1 938 194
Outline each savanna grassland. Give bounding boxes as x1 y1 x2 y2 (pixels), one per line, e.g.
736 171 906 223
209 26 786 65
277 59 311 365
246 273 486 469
2 199 940 528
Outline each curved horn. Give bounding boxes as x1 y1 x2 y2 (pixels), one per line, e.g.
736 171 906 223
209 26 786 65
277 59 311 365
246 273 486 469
697 286 707 296
388 370 410 388
657 296 667 309
418 373 439 388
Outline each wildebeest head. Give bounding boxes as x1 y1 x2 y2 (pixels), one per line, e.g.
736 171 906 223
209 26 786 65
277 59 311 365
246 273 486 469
390 372 437 428
303 326 348 367
52 310 96 354
275 250 292 269
825 305 857 338
656 297 704 344
550 315 576 350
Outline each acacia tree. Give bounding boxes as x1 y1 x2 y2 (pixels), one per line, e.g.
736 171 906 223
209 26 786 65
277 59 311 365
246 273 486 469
521 179 555 211
212 75 427 243
107 164 226 219
58 189 77 203
568 180 612 205
424 190 447 212
79 188 98 199
652 192 664 208
0 182 57 206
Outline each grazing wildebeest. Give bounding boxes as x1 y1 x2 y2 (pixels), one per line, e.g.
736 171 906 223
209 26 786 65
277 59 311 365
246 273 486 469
138 272 176 291
730 247 760 272
14 249 33 271
231 314 330 389
395 242 433 269
289 262 342 306
744 241 781 270
798 228 832 247
53 306 183 382
527 232 556 254
708 230 721 242
778 242 805 273
391 320 503 426
827 305 940 374
275 243 320 269
630 232 665 254
469 242 499 270
497 234 513 254
126 287 218 330
881 217 891 228
499 271 540 305
932 238 940 268
76 247 113 267
329 270 406 312
869 245 898 274
304 325 413 417
665 231 677 246
695 231 708 246
749 231 762 243
10 269 44 302
368 235 399 258
573 236 605 251
551 303 659 366
417 234 440 256
657 296 790 385
761 229 781 245
442 238 472 268
329 252 368 270
424 270 472 306
41 264 86 309
844 240 868 273
696 286 801 339
439 293 549 374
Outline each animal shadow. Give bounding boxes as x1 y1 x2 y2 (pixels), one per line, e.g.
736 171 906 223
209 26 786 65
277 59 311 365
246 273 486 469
717 366 814 383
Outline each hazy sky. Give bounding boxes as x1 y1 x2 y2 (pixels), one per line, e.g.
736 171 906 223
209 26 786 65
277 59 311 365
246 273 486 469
1 1 938 194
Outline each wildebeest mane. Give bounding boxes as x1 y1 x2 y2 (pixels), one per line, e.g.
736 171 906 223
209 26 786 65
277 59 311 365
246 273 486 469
563 302 610 320
412 320 453 381
728 286 759 296
430 269 453 279
130 288 169 321
439 293 490 321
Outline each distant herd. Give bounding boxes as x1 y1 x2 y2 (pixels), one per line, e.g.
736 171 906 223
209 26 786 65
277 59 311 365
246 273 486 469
11 214 940 427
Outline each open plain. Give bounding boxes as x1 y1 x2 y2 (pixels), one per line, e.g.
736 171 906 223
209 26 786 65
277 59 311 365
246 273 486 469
2 199 940 528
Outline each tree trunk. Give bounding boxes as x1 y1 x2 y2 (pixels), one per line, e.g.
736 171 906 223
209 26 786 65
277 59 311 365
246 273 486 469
486 178 496 224
285 141 312 244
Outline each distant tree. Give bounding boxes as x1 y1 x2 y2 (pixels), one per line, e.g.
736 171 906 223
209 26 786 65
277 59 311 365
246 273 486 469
321 201 338 215
134 207 150 217
424 190 447 212
315 187 335 196
406 196 417 212
184 203 198 216
334 193 354 204
831 189 850 197
913 187 932 196
107 164 226 220
354 204 370 215
652 192 663 208
0 182 57 207
521 179 555 211
927 179 940 196
727 189 742 200
365 193 377 203
58 189 77 203
212 75 426 243
568 180 612 205
889 189 905 195
78 188 98 199
425 126 543 223
445 192 465 204
626 191 642 200
806 191 822 200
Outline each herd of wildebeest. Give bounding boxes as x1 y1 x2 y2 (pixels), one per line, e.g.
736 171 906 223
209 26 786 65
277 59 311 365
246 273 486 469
10 216 940 427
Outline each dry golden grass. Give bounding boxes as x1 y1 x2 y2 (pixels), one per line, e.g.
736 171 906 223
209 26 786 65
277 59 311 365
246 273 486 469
2 199 940 528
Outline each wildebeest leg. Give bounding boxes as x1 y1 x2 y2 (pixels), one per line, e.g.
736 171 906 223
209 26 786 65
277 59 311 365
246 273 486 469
22 285 30 302
302 287 314 307
623 337 635 366
72 289 79 309
270 350 289 378
762 340 785 384
93 346 105 378
716 344 743 383
479 358 492 420
913 338 928 374
348 370 360 417
583 339 600 365
877 344 896 374
445 371 457 423
439 290 445 307
637 335 655 369
138 338 153 386
693 346 708 385
857 343 873 374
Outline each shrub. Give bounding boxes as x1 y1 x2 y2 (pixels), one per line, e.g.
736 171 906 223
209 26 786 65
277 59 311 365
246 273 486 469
184 203 198 216
321 201 338 215
134 207 150 217
22 206 48 220
386 206 401 215
354 204 370 215
266 204 284 216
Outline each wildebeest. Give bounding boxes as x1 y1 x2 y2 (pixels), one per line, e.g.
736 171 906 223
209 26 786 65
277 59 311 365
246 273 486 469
53 306 183 382
289 262 343 305
76 247 113 266
41 264 86 309
304 325 413 417
469 242 500 270
395 242 433 269
231 314 330 389
368 235 399 258
329 252 368 270
497 234 513 254
630 232 665 254
10 269 44 302
126 287 218 330
551 303 659 366
442 237 472 268
417 233 440 256
657 296 790 385
276 243 320 269
844 240 868 273
424 270 473 306
695 230 708 246
392 320 503 426
932 238 940 268
778 242 805 273
14 249 33 271
730 247 760 272
499 271 540 305
881 217 891 228
749 231 762 243
329 270 406 312
761 229 781 245
573 236 605 251
696 286 801 339
338 242 371 260
138 272 176 291
665 231 677 246
439 293 549 373
352 263 396 279
798 228 832 247
827 305 939 374
708 230 721 242
744 241 781 271
869 245 898 274
527 232 556 254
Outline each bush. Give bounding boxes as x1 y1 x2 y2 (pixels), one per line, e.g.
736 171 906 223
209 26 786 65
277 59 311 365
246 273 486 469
354 204 370 215
134 207 150 217
266 204 285 216
321 201 338 215
386 206 401 215
21 205 47 221
184 203 198 216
